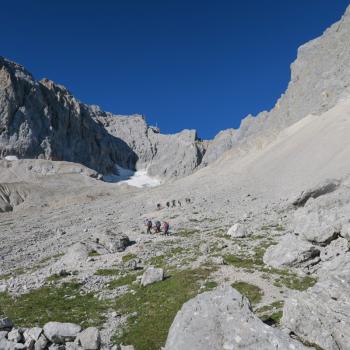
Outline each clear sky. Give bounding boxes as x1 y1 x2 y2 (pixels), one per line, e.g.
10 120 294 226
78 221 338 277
1 0 349 139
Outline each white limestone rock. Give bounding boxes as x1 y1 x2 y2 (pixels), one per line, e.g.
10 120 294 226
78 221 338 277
141 267 164 287
43 322 81 344
227 223 249 238
164 285 311 350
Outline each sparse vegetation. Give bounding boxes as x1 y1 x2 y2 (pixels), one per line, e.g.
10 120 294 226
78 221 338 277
95 268 121 276
122 253 137 262
273 275 317 291
0 282 110 327
112 268 214 350
256 300 284 325
88 250 100 257
231 281 264 305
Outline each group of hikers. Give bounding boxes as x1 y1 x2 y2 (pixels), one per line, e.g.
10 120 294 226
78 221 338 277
156 197 191 210
145 219 170 235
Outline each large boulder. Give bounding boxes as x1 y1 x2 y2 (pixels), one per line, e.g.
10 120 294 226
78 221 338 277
263 234 320 268
43 322 81 344
282 271 350 350
53 243 89 272
95 231 130 253
227 223 249 238
164 285 311 350
294 206 341 244
141 267 164 287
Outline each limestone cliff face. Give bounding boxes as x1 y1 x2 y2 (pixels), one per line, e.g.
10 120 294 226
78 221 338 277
0 57 206 179
97 112 206 178
0 57 137 174
202 5 350 165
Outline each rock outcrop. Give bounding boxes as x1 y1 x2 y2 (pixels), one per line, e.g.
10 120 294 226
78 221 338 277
282 270 350 350
0 57 206 179
164 286 311 350
203 5 350 165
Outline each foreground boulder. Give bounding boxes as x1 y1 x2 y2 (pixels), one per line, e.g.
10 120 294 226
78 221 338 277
263 234 320 268
53 243 89 273
75 327 100 350
141 267 164 287
282 271 350 350
43 322 81 344
164 285 311 350
0 318 13 331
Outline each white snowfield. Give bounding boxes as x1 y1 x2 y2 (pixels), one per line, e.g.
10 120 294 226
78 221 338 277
103 165 161 188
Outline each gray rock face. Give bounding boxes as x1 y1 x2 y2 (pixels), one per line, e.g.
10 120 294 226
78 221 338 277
140 267 164 286
0 57 137 174
75 327 100 350
164 285 311 350
282 271 350 350
0 57 207 179
203 5 350 165
0 183 29 212
43 322 81 344
97 114 207 179
263 234 320 269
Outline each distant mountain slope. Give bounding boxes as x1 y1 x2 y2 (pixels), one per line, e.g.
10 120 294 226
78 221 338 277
0 58 206 178
202 5 350 166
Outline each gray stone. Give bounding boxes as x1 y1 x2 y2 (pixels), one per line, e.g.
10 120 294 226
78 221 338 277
96 231 130 253
0 318 13 331
282 272 350 350
263 234 320 268
24 327 43 341
65 342 83 350
164 285 310 350
227 223 249 238
34 334 49 350
141 267 164 287
43 322 81 344
7 329 22 343
120 346 135 350
75 327 100 350
294 206 341 244
0 331 8 339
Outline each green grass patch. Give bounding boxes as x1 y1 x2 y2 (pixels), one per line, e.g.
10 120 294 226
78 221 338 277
231 281 264 305
273 275 317 291
88 250 100 257
256 300 284 325
203 281 218 291
0 282 110 328
95 269 121 276
112 268 213 350
122 254 137 263
108 273 141 290
147 255 166 267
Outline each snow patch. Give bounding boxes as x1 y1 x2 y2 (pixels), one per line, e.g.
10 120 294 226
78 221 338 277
4 155 19 161
103 165 161 188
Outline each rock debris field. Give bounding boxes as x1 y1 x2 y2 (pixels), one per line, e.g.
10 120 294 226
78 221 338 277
2 5 350 350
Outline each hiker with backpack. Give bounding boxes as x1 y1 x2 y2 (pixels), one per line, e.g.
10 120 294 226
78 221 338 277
155 220 161 233
163 221 170 235
146 219 153 234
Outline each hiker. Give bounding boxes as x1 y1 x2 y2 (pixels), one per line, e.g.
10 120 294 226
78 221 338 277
157 203 161 210
155 220 161 233
163 221 169 235
172 199 176 207
166 201 170 208
146 219 153 234
177 200 182 207
185 198 191 204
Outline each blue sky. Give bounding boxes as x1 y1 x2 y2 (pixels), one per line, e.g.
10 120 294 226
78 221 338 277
1 0 349 139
